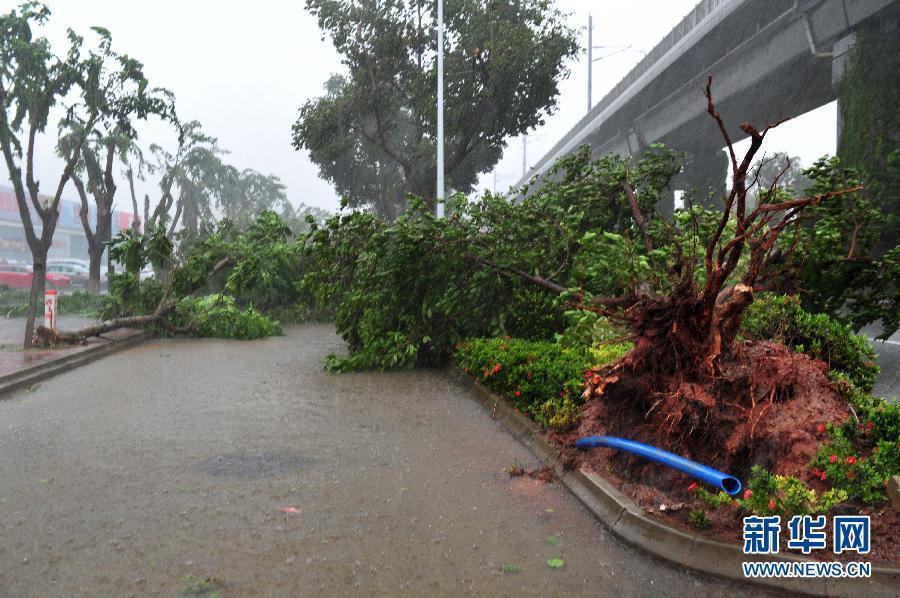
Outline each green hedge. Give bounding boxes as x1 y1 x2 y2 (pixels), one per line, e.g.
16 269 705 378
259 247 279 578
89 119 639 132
453 337 630 429
741 294 879 392
0 288 106 318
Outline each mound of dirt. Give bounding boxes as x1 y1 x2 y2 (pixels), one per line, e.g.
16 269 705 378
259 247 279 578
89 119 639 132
554 340 852 484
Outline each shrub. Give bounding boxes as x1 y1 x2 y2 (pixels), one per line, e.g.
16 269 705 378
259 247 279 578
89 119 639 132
692 486 735 509
0 288 105 318
174 294 281 340
454 337 591 428
738 466 847 518
55 291 107 317
741 294 879 392
810 416 899 505
688 509 711 529
453 337 628 430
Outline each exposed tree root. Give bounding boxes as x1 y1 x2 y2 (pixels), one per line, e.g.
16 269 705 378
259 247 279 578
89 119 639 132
566 341 852 480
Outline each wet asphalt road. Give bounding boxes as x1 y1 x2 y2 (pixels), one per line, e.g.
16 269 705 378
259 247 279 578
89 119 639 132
0 325 777 597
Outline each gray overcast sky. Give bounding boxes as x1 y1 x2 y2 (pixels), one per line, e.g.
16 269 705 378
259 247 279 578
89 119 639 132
1 0 836 214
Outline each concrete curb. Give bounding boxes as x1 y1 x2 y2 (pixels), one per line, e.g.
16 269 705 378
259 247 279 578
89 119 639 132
448 366 900 597
0 332 152 399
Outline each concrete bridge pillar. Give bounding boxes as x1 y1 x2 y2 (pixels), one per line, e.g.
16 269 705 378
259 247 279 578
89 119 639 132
831 32 856 149
657 146 728 216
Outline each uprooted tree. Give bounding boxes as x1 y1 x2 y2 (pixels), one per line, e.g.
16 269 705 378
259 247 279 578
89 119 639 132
567 79 864 473
582 79 859 389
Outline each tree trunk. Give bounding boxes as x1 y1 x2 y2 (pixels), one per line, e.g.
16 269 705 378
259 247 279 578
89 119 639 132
87 244 104 294
406 177 435 214
34 301 177 347
24 249 48 350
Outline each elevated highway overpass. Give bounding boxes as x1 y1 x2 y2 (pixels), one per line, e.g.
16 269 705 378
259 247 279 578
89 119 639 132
520 0 899 205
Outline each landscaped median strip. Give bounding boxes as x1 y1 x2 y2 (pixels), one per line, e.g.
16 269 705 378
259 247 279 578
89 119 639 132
447 366 900 598
0 331 151 399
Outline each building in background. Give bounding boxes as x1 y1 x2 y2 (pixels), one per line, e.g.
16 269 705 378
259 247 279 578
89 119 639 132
0 185 136 264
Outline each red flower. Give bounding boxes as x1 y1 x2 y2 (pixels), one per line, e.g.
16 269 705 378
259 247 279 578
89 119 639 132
559 391 565 397
812 468 827 481
829 454 838 464
866 421 874 430
687 482 698 492
743 489 752 500
514 390 521 397
768 499 776 511
845 456 857 465
816 423 826 435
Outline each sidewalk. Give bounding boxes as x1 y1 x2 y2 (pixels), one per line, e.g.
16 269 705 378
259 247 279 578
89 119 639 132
0 316 144 385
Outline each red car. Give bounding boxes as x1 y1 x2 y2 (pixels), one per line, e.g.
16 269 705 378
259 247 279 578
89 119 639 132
0 264 72 289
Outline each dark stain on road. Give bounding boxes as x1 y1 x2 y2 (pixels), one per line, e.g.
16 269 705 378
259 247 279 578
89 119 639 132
197 451 312 478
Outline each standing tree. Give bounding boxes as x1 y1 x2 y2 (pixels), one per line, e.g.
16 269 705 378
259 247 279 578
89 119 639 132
137 121 219 242
0 3 143 347
217 168 288 228
69 46 175 293
293 0 578 217
280 200 330 235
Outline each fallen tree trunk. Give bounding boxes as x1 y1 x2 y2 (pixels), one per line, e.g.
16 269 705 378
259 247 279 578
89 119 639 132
32 255 234 347
33 302 177 347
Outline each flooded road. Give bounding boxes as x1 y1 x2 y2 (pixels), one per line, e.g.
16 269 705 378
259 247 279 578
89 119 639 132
0 325 767 596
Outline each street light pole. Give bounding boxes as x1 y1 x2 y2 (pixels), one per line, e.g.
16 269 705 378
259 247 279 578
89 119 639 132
587 15 646 115
436 0 445 217
587 14 593 112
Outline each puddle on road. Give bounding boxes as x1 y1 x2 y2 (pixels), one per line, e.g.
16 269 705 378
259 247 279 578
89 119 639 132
197 451 311 478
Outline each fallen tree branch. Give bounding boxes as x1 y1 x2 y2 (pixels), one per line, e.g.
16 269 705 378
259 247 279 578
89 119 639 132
466 253 640 312
622 179 653 252
33 255 236 347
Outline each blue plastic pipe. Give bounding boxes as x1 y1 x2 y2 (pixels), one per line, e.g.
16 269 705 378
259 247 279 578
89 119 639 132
575 435 742 496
